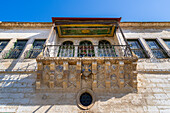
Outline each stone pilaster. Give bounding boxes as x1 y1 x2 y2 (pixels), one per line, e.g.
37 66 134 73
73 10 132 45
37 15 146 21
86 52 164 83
63 61 68 89
76 61 81 89
36 61 43 89
118 61 124 88
105 61 111 88
92 61 97 89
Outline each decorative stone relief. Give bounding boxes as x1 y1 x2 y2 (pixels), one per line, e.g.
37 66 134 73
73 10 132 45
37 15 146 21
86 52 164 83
97 65 105 88
68 65 77 88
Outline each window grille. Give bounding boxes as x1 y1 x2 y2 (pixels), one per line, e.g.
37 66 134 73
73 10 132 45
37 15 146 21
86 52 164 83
25 40 45 58
0 40 9 53
78 41 95 57
98 40 116 57
146 40 168 58
58 41 74 57
5 40 27 59
127 39 147 58
164 39 170 48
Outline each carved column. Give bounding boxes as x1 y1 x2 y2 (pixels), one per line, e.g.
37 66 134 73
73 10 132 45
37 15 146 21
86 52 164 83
76 61 81 89
105 61 111 88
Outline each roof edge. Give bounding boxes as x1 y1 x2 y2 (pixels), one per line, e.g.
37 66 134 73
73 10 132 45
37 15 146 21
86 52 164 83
1 22 170 28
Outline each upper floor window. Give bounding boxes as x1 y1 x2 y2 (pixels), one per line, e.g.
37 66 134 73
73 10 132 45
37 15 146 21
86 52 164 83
164 39 170 48
78 41 95 57
98 40 116 57
58 41 74 57
5 40 27 59
0 40 9 53
127 39 147 58
146 39 168 58
25 40 45 58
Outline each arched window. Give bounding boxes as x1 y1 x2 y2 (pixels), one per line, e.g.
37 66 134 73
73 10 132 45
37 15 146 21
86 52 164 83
78 41 95 57
58 41 74 57
98 40 116 57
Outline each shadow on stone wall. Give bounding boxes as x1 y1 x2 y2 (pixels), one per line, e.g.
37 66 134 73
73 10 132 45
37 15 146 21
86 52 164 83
0 73 140 107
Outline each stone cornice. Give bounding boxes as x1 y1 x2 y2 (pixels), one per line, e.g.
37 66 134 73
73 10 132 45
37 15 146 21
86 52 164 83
0 22 52 29
120 22 170 28
1 21 170 28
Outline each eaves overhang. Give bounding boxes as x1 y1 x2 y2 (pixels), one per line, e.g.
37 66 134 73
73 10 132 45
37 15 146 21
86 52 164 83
52 17 121 38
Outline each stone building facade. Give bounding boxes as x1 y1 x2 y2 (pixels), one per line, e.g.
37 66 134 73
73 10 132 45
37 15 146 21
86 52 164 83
0 18 170 112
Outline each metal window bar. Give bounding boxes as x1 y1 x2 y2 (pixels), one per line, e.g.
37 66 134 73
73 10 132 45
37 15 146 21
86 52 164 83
24 40 45 58
128 40 148 58
0 40 9 53
3 41 27 59
146 40 169 58
58 43 74 57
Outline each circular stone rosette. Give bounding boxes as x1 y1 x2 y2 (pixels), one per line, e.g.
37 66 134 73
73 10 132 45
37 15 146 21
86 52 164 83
76 88 95 110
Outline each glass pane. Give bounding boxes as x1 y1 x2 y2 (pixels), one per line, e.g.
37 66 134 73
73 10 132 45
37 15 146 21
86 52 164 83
98 40 116 57
0 40 9 53
164 40 170 48
152 50 166 58
33 40 45 49
7 40 27 59
128 41 141 49
132 50 145 58
146 41 159 49
78 41 94 57
58 41 74 57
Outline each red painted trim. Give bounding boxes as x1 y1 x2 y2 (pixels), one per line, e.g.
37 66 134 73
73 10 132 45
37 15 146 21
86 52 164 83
52 17 121 23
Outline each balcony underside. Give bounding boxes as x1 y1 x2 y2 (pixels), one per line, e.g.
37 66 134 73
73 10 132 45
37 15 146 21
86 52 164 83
36 56 138 93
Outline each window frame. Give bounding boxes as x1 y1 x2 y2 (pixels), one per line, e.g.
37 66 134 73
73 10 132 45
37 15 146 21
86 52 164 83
98 40 117 57
5 40 28 59
146 39 169 58
25 39 46 59
127 39 148 58
58 41 74 57
163 39 170 48
0 40 10 53
78 41 95 57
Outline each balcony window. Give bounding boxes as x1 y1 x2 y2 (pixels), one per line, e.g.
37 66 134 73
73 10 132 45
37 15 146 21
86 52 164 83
0 40 9 53
25 40 45 58
98 40 116 57
78 41 95 57
5 40 27 59
146 39 168 58
164 39 170 48
127 39 147 58
58 41 74 57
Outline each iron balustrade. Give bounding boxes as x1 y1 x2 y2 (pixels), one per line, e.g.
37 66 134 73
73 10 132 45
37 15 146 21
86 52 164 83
42 45 133 58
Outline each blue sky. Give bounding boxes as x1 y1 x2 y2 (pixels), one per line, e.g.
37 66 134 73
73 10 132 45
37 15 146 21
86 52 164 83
0 0 170 22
